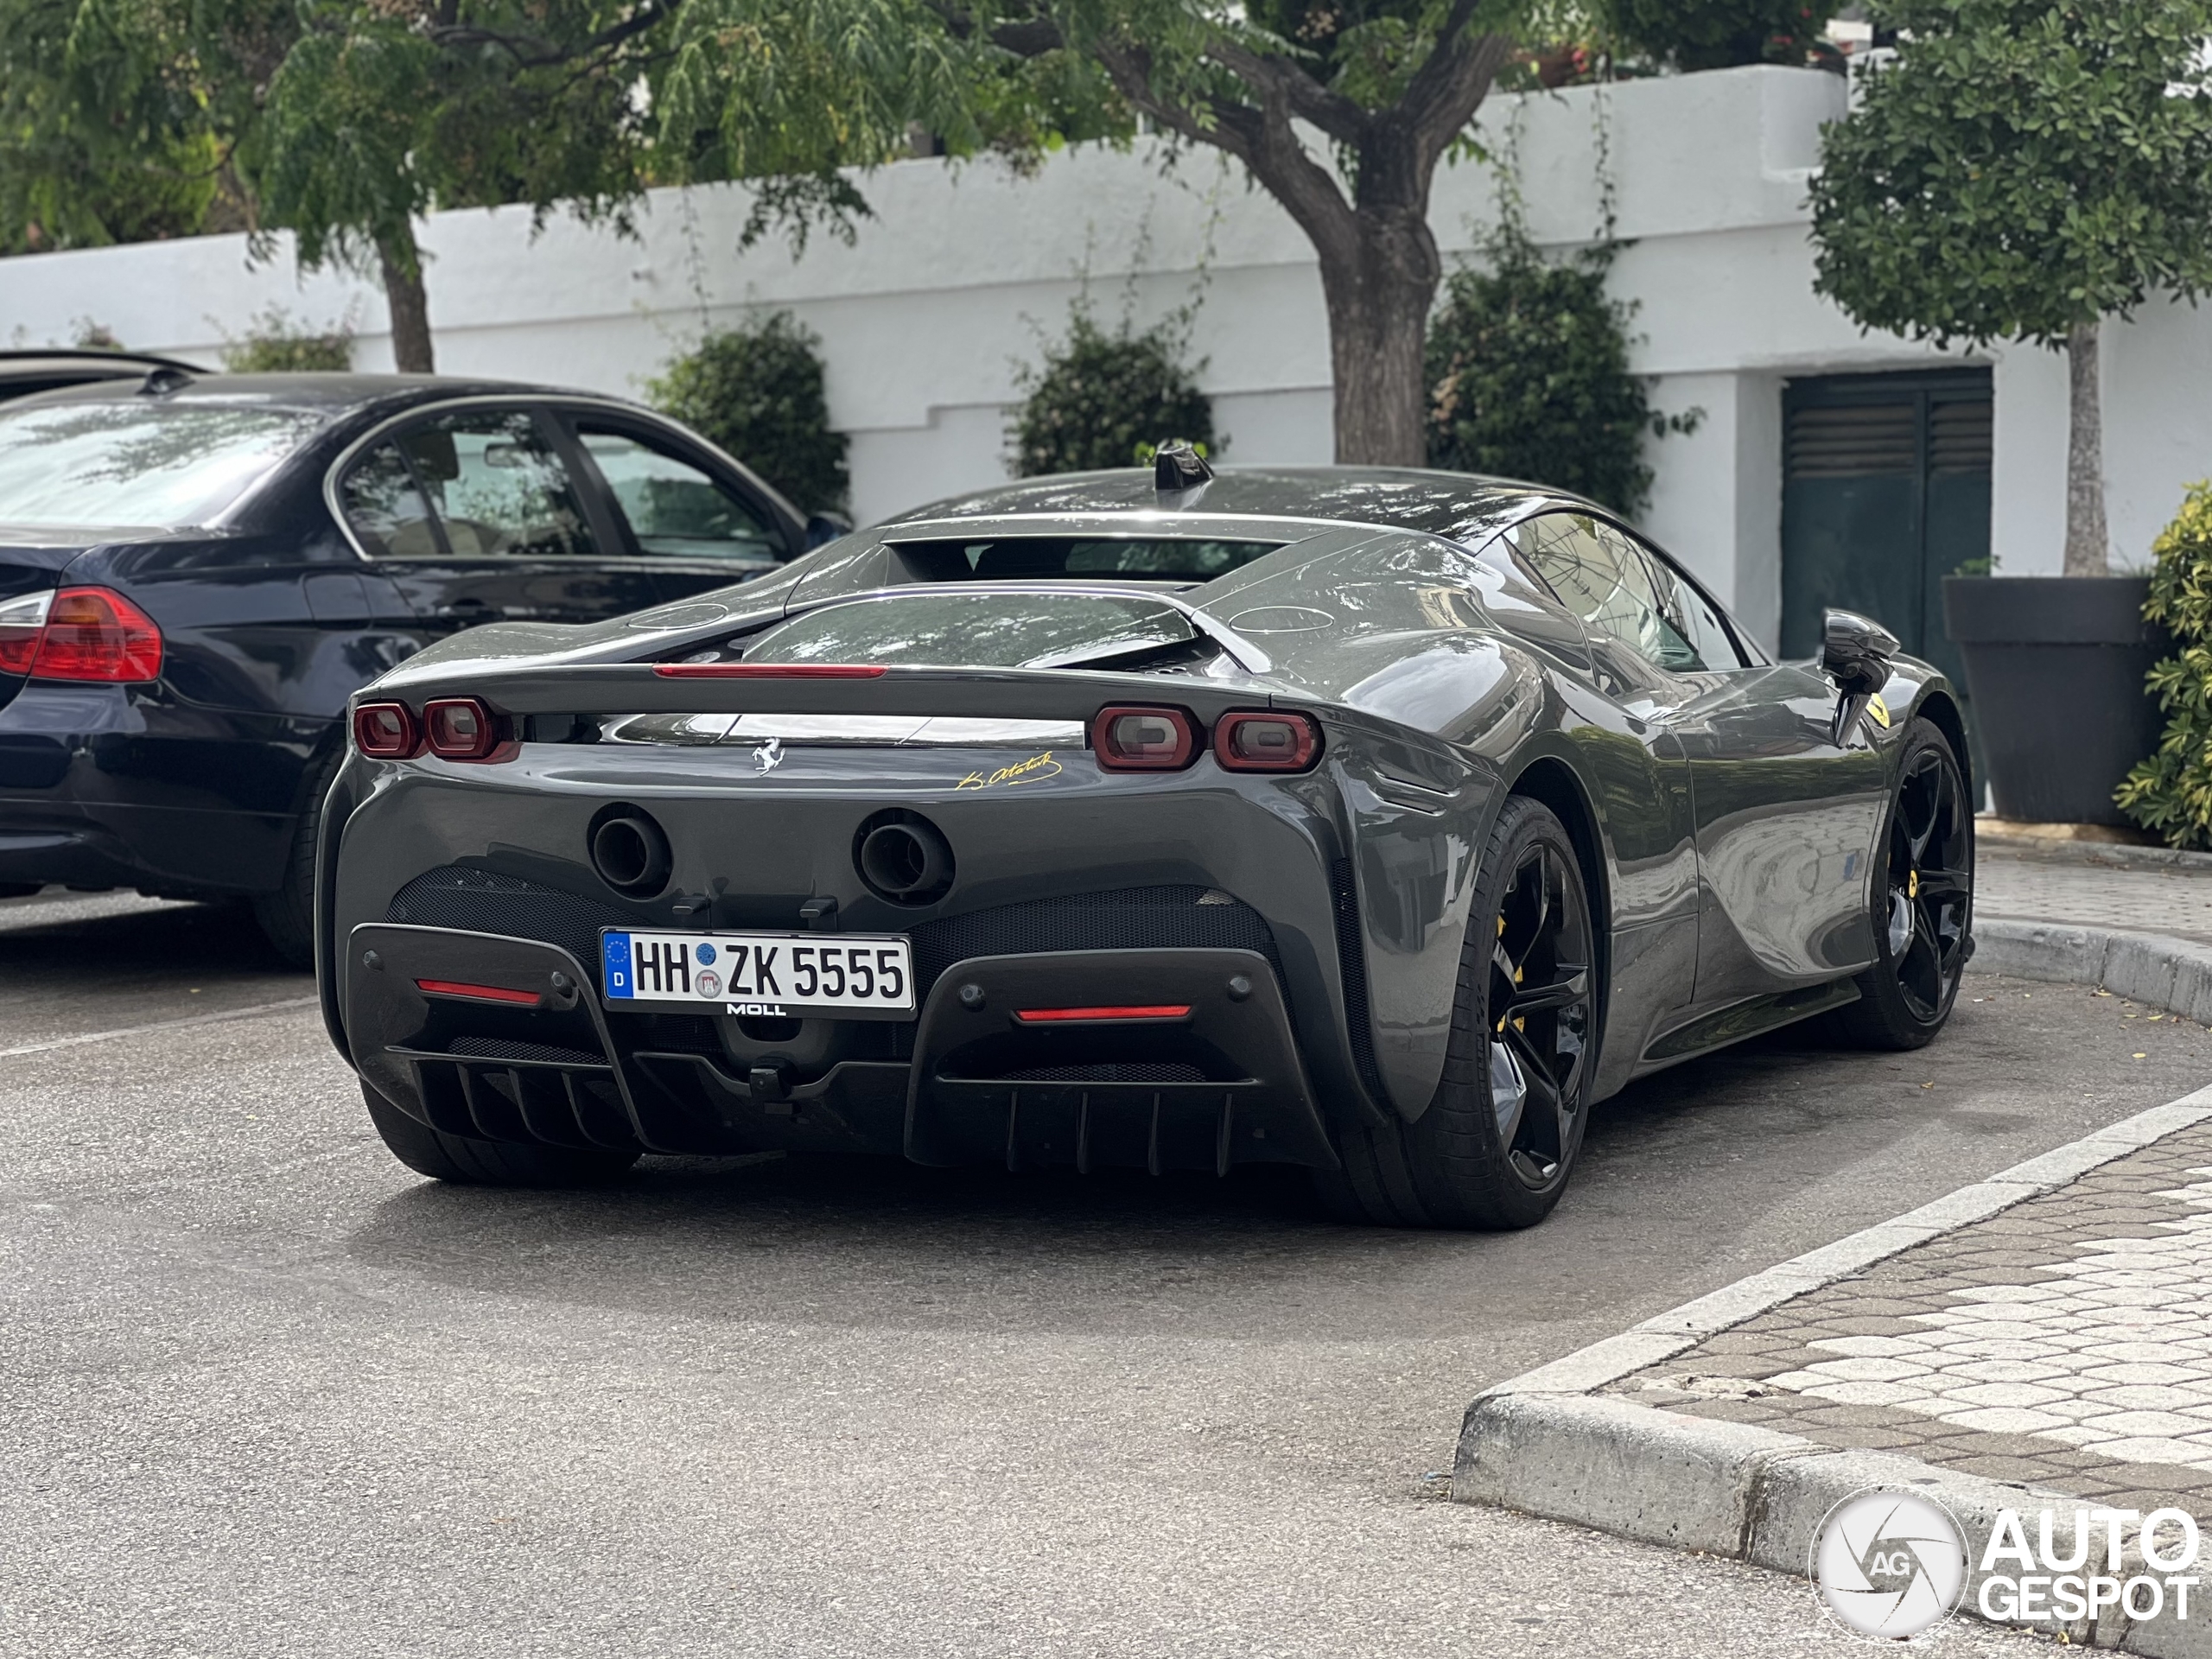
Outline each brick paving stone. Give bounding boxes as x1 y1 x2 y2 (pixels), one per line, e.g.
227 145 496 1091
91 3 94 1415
1616 1122 2212 1510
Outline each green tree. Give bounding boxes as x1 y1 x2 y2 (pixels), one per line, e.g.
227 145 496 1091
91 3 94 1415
1600 0 1830 70
649 313 850 513
2 0 658 371
654 0 1548 465
1808 0 2212 575
1009 302 1217 475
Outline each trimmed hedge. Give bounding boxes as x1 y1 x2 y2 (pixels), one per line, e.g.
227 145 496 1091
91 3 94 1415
1425 234 1686 515
649 312 849 513
1008 308 1217 476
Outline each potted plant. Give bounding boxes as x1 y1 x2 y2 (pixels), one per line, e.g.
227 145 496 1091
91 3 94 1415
1807 0 2212 823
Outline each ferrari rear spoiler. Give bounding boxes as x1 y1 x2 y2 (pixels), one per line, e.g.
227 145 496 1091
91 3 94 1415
356 664 1318 725
354 661 1301 725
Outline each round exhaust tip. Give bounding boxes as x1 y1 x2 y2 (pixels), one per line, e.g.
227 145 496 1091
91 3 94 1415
853 809 954 905
589 806 672 897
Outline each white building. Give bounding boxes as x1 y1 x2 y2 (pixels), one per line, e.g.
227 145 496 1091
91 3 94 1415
4 64 2206 664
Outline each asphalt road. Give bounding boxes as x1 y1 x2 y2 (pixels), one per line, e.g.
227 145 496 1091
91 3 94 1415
6 887 2207 1657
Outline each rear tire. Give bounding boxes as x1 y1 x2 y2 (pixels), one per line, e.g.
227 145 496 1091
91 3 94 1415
361 1082 641 1186
1314 796 1599 1230
252 744 342 969
1824 719 1974 1052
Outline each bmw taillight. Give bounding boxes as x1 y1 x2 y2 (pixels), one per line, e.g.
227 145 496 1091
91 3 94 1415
0 587 163 683
1215 710 1322 772
353 702 419 758
1091 705 1200 771
423 697 502 760
0 591 42 676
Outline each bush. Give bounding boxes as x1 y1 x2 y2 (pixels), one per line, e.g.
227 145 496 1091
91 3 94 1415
2116 484 2212 847
649 313 849 513
1008 306 1217 477
1602 0 1834 70
1425 232 1688 515
219 305 354 372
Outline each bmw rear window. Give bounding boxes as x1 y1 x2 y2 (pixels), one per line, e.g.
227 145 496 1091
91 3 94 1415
0 401 327 529
888 537 1281 583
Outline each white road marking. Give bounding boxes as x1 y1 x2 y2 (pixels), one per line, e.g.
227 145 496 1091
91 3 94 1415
0 995 319 1059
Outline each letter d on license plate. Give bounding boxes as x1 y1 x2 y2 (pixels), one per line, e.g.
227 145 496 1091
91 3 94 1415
601 928 914 1019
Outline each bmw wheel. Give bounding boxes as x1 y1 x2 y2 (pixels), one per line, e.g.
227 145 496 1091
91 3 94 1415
1317 795 1597 1230
1827 719 1974 1051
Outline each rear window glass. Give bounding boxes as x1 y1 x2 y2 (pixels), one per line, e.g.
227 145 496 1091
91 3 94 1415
0 402 326 529
740 591 1195 670
891 537 1281 583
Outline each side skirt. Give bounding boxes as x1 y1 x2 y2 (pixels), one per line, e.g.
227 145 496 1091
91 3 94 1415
1639 977 1861 1065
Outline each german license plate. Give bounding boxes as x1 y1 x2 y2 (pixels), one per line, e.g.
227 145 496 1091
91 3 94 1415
601 929 914 1020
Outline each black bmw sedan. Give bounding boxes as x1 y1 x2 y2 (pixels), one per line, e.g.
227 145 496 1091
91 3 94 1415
0 368 825 960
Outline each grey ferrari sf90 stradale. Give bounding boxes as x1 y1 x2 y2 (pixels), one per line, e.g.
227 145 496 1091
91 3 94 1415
317 451 1974 1229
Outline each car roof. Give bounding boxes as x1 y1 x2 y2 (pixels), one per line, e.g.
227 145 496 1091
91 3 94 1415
5 370 582 415
886 465 1566 543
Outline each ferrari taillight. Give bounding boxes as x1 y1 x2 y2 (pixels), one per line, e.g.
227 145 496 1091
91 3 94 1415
1091 705 1200 771
353 702 418 758
1215 711 1322 772
423 697 503 760
0 587 163 683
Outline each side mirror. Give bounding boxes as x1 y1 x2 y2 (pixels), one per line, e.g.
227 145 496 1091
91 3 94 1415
1821 607 1898 698
804 512 854 550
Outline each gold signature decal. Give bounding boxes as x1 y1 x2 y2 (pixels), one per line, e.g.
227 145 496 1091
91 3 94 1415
955 751 1064 791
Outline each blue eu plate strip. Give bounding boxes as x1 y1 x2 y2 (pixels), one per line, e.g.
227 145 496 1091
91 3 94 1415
602 932 632 999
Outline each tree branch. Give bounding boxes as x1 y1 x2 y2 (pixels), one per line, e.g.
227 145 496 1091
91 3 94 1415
1397 1 1514 173
1089 39 1358 261
1205 39 1369 148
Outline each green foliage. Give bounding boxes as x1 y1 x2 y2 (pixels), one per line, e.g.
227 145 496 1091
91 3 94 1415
0 0 224 253
219 305 354 372
2117 485 2212 847
648 313 849 514
1599 0 1830 70
1425 227 1688 514
1007 304 1216 476
1809 0 2212 350
0 0 658 281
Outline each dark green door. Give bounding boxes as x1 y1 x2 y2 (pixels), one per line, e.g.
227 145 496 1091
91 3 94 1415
1779 370 1993 704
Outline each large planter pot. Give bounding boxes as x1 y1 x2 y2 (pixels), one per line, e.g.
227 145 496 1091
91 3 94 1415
1942 575 2167 825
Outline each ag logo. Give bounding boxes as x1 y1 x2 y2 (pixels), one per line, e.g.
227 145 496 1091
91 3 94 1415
1812 1489 1968 1638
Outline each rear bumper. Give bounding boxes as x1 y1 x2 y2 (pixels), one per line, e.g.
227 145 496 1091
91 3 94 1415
0 683 327 895
346 923 1338 1171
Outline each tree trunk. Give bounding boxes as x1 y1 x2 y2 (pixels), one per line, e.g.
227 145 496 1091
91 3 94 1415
2063 319 2108 577
1319 209 1440 467
378 226 435 375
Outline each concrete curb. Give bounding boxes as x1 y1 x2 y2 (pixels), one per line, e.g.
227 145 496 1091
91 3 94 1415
1975 918 2212 1025
1455 1082 2212 1652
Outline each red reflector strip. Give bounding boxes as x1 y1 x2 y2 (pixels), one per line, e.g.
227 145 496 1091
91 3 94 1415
652 663 888 678
415 978 543 1006
1014 1005 1193 1024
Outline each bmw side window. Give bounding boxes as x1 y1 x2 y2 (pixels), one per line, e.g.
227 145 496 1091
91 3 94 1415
340 442 442 558
1515 512 1707 672
575 426 784 566
1598 525 1750 671
389 410 599 559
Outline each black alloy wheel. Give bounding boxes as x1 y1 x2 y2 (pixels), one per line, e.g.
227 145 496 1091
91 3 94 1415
1316 795 1599 1230
1486 837 1596 1193
1828 719 1974 1050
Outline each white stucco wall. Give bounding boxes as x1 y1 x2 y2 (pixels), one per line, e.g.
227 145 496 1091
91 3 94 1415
3 64 2207 641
